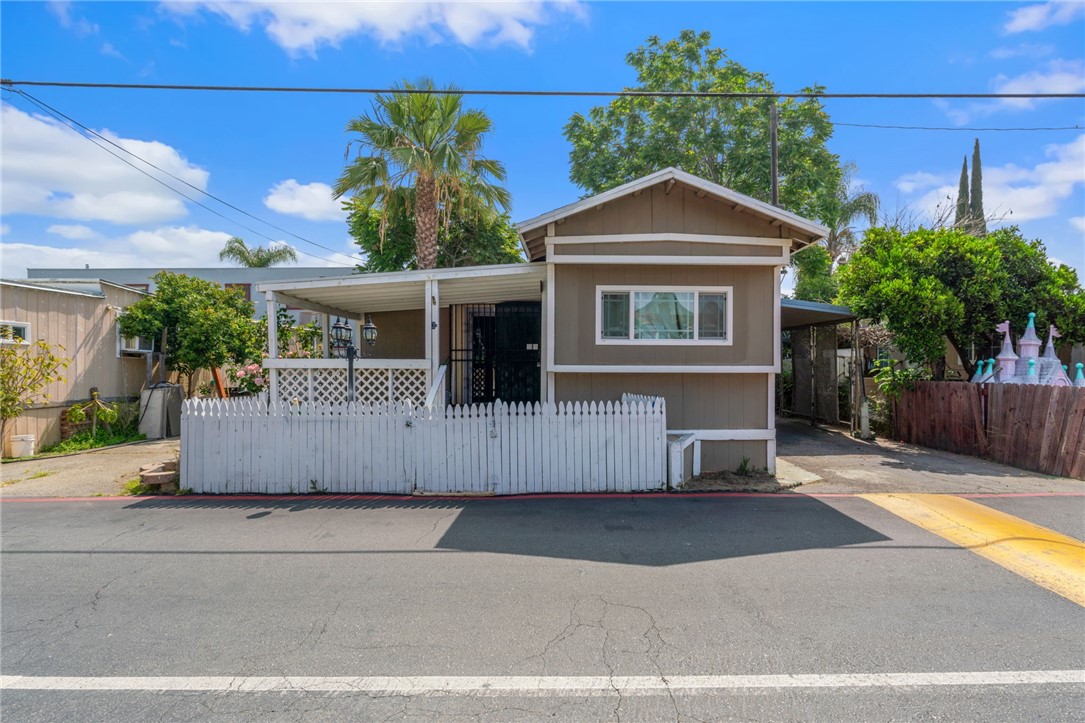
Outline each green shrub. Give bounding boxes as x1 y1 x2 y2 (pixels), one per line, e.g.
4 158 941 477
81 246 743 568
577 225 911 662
40 429 145 455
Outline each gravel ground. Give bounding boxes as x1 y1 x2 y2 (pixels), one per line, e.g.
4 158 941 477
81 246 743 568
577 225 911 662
0 439 180 498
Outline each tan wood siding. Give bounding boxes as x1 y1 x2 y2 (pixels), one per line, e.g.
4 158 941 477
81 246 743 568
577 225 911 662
555 373 768 430
553 241 783 257
701 441 769 472
1 283 148 454
359 308 449 362
555 184 782 238
554 265 775 366
365 310 425 359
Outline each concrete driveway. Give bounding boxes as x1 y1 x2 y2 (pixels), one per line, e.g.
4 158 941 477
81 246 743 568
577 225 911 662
0 439 180 498
777 418 1083 494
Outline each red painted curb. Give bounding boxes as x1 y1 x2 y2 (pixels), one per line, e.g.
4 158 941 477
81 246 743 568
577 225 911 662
3 492 821 503
3 491 1079 504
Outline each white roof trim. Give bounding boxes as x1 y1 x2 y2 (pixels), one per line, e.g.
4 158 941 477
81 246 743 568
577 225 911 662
515 167 829 242
255 263 544 294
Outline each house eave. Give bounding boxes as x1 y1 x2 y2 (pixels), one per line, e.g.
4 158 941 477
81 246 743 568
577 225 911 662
515 168 829 255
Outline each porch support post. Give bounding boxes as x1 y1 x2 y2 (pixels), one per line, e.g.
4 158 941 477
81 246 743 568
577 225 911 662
266 291 279 402
320 313 330 359
540 274 549 403
545 263 556 403
425 278 440 387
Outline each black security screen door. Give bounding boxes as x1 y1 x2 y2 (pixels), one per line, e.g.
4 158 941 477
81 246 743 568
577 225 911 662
449 302 541 405
494 301 541 404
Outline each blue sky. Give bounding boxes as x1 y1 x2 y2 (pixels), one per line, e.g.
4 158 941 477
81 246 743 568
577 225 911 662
2 1 1083 289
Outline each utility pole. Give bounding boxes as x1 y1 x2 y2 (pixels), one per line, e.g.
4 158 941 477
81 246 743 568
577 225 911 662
769 100 779 206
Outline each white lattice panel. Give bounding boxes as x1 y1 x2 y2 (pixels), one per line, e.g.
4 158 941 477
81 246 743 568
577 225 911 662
314 370 349 403
356 369 392 403
275 366 428 405
278 369 310 403
393 369 428 404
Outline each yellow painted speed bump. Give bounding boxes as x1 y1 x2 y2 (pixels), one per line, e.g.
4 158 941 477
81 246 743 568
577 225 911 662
862 494 1085 608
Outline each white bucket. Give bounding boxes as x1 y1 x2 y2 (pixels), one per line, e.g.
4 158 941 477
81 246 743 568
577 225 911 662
10 434 35 457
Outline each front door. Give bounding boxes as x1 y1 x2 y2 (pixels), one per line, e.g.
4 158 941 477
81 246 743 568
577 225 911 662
493 301 541 404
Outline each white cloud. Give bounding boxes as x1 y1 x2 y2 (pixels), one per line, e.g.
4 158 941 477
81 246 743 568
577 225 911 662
894 172 948 195
100 42 125 59
47 224 101 240
898 134 1085 224
937 59 1085 124
1 103 208 224
1071 216 1085 232
0 224 9 236
162 1 584 55
48 1 99 36
263 180 346 222
1 226 243 278
988 43 1055 60
1004 1 1085 33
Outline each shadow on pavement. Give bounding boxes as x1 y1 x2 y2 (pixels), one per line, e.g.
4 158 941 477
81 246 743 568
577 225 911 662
120 495 890 566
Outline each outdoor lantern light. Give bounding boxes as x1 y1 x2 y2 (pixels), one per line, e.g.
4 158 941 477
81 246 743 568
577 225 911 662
361 314 378 347
330 316 352 358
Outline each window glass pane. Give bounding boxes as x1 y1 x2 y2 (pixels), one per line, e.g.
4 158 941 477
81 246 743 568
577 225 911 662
633 292 693 339
601 292 630 339
698 293 728 340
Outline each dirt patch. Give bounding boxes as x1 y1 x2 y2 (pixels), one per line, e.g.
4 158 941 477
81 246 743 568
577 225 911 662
680 470 802 493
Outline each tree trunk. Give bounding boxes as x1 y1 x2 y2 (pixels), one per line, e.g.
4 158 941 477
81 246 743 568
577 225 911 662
947 336 976 379
415 176 439 270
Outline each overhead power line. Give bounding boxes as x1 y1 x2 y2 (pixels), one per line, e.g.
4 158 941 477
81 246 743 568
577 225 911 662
8 89 359 267
835 122 1083 132
3 79 1085 100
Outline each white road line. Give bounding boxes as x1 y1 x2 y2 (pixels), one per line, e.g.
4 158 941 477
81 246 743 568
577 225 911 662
2 672 1083 695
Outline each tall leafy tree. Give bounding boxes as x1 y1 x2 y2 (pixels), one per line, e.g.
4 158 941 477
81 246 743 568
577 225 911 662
218 237 297 267
837 226 1084 378
969 138 986 236
564 30 842 220
333 79 510 270
118 272 261 396
954 156 970 229
821 163 880 264
347 198 522 272
791 246 838 303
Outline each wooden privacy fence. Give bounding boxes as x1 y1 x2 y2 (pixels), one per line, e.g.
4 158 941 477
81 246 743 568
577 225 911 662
893 381 1085 480
181 398 668 495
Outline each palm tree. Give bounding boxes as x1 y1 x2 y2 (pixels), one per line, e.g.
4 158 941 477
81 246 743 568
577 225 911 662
333 79 510 270
218 237 298 267
820 164 880 264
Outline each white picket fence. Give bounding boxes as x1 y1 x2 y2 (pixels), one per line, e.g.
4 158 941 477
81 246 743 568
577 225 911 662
180 398 667 495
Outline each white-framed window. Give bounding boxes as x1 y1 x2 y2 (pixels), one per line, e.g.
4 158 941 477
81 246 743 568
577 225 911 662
116 324 154 356
596 286 733 346
0 321 30 344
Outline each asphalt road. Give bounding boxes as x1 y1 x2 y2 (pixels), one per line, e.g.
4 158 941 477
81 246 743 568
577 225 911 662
2 494 1083 721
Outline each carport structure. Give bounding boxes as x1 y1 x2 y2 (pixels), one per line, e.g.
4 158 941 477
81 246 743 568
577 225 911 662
780 299 860 431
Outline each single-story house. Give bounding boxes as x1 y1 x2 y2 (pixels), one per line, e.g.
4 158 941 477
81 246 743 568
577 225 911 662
251 168 830 477
0 279 151 455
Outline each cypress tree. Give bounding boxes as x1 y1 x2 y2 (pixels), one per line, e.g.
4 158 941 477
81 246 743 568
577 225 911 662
954 156 970 230
969 138 986 235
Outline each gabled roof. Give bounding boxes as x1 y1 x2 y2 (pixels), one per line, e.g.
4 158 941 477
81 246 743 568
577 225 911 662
516 167 830 247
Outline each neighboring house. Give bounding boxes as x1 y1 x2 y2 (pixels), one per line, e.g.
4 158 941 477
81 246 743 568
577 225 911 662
0 279 150 455
27 267 359 320
251 168 829 475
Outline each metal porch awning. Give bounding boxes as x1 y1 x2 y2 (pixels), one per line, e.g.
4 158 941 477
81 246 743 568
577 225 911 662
781 299 855 330
255 264 547 318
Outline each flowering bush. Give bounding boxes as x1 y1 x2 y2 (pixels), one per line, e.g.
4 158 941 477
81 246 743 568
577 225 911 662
227 362 267 395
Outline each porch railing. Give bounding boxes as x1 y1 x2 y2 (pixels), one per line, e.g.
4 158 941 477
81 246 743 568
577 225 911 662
263 358 429 405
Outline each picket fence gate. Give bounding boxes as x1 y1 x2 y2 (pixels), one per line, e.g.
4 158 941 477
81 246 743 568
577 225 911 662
180 398 668 495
